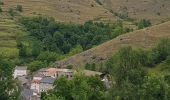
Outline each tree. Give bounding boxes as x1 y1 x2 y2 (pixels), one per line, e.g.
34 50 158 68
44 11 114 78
37 51 60 63
0 7 2 13
44 72 106 100
140 75 170 100
138 19 151 29
0 56 20 100
53 76 72 100
28 60 45 72
0 1 4 5
106 46 148 99
68 45 83 56
16 5 23 12
18 43 27 57
31 40 42 57
150 38 170 65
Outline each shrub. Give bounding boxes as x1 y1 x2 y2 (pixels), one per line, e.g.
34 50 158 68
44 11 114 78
8 8 15 16
0 1 4 5
67 65 73 69
0 7 2 12
137 19 151 29
16 5 22 12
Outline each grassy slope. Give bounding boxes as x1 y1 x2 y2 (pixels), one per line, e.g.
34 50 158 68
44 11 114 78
2 0 117 23
0 15 26 58
55 21 170 68
101 0 170 24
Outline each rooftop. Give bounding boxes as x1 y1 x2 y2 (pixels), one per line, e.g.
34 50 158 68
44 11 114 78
40 76 55 84
32 79 40 84
15 66 27 70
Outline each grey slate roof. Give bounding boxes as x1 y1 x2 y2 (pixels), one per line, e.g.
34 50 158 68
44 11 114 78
21 88 33 99
40 76 55 84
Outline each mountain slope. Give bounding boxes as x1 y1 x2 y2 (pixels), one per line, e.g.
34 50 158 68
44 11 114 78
0 15 26 58
55 21 170 67
2 0 116 23
100 0 170 24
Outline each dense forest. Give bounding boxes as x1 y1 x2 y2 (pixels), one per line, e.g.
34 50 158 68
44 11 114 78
17 16 132 72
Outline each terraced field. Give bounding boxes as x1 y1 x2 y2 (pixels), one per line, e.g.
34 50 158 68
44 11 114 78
0 15 26 58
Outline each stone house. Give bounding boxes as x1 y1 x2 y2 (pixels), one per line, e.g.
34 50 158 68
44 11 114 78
39 76 55 92
55 68 73 80
13 66 27 79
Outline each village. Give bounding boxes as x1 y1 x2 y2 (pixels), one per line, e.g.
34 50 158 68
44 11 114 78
13 66 110 100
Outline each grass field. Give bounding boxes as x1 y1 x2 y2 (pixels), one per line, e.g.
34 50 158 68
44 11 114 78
0 15 26 58
2 0 117 23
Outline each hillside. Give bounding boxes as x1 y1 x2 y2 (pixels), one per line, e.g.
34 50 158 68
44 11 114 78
100 0 170 24
55 21 170 67
2 0 117 23
0 15 26 58
2 0 170 24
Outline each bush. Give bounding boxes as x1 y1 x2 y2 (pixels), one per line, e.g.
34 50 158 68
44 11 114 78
67 65 73 69
137 19 151 29
8 8 15 17
16 5 22 12
0 7 2 12
0 1 4 5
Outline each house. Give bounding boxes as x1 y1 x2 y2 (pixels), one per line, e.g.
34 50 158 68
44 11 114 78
55 68 73 80
33 73 44 80
37 67 73 79
46 68 58 78
37 68 48 76
21 88 33 100
13 66 27 79
39 76 55 92
31 73 44 94
31 79 40 94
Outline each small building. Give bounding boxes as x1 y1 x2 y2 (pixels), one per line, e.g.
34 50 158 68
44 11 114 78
37 68 48 76
33 73 44 81
31 79 40 93
47 68 58 78
37 67 73 79
21 88 33 100
39 76 55 92
13 66 27 79
56 68 73 80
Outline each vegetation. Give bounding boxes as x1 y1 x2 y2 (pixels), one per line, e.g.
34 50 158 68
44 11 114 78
105 38 170 99
0 7 2 12
42 72 106 100
137 19 151 29
0 56 20 100
8 8 16 17
40 38 170 100
16 5 23 12
85 63 96 71
0 1 4 5
16 16 132 72
19 16 131 54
